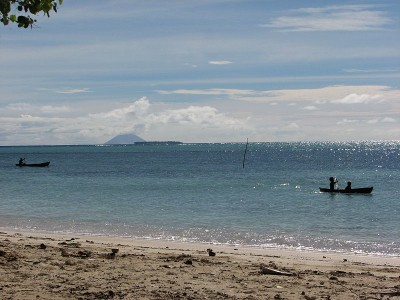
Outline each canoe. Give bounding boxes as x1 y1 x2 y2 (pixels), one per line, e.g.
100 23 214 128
16 162 50 167
319 187 373 194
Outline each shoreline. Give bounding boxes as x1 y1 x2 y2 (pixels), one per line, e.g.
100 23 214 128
2 227 400 264
1 230 399 299
2 227 399 264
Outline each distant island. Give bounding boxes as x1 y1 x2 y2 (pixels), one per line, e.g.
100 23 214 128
134 141 182 145
105 134 145 145
104 134 182 145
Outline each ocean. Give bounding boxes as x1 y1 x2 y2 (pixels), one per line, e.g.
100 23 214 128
0 141 399 256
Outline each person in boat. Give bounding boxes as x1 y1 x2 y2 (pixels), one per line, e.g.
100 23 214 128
18 158 25 166
344 181 352 191
329 177 338 191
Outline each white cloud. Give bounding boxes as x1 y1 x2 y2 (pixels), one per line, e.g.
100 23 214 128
20 114 34 119
303 106 318 110
6 103 33 111
337 118 359 125
4 103 70 115
56 88 91 94
262 5 391 32
331 93 384 104
185 63 198 68
41 105 71 113
208 61 233 65
381 117 396 123
0 97 251 145
158 88 255 96
367 117 397 124
89 97 150 120
343 68 398 73
285 123 300 129
150 105 244 129
160 85 399 105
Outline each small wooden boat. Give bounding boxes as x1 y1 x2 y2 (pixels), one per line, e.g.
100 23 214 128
16 162 50 167
319 187 373 194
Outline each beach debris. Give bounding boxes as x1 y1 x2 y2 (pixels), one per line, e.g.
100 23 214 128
58 240 81 248
164 253 191 263
39 243 47 250
329 276 339 281
330 270 347 277
207 248 216 256
161 264 172 268
64 259 76 266
105 252 116 259
184 258 193 265
60 248 69 257
77 250 92 258
81 290 116 299
102 248 119 259
176 254 191 261
259 264 293 276
0 249 17 262
303 295 317 300
60 248 92 259
376 290 400 297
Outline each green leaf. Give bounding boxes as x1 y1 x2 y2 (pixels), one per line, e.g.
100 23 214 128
3 0 62 28
1 18 10 25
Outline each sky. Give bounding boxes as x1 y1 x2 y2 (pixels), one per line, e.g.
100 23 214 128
0 0 399 145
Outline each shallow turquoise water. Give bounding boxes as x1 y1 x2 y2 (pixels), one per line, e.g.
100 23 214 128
0 141 399 256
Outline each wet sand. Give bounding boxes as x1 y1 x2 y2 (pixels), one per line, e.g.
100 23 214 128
0 231 399 299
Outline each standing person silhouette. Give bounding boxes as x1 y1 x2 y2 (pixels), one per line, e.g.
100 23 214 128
329 177 337 191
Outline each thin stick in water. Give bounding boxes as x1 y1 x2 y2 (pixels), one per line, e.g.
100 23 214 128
242 138 248 168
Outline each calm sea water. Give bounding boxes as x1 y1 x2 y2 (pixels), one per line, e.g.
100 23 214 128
0 142 399 256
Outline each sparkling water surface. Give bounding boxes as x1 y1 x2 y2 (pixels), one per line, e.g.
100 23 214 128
0 141 399 256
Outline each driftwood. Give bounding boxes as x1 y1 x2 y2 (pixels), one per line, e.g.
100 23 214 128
259 264 293 276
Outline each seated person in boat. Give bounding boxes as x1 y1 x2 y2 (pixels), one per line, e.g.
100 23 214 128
344 181 352 191
18 158 25 166
329 177 338 191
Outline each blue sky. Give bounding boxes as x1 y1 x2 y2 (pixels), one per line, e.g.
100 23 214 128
0 0 399 145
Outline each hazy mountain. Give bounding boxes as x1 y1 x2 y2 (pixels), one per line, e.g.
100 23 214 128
104 134 145 145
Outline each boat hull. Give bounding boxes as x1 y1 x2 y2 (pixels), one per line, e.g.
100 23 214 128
319 187 373 194
16 162 50 167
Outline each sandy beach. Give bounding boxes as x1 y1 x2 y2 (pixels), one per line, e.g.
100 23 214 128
0 231 399 300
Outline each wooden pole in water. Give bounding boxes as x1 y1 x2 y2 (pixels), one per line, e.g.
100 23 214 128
242 138 248 168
